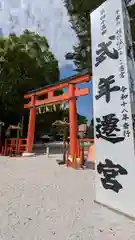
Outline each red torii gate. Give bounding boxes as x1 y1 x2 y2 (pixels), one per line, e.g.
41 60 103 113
24 71 90 161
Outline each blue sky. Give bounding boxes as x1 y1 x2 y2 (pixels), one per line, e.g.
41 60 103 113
1 0 93 121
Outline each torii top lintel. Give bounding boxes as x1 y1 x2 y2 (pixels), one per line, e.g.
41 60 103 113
24 71 91 109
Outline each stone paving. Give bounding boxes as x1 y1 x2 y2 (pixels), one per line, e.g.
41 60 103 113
0 155 134 239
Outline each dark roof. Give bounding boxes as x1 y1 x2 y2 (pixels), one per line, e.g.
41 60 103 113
26 70 90 94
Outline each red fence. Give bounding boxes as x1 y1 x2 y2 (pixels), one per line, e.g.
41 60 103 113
0 138 27 156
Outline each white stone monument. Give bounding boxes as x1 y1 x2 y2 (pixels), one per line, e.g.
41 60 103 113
91 0 135 218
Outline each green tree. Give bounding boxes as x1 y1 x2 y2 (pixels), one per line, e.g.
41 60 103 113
64 0 135 71
0 29 90 138
77 114 88 124
0 30 59 125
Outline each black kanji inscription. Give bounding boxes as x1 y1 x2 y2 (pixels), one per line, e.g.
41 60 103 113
123 122 129 129
121 94 128 101
119 62 125 78
95 75 120 103
121 86 127 93
116 10 121 25
123 129 130 137
122 109 128 113
96 113 124 143
97 159 128 193
122 114 129 121
95 35 119 67
121 101 127 107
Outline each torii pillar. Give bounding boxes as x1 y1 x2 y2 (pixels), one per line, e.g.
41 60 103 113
23 95 36 156
69 84 78 167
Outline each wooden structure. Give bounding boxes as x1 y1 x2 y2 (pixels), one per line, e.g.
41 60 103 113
24 71 90 167
52 118 69 157
0 123 27 156
1 138 27 156
7 124 22 153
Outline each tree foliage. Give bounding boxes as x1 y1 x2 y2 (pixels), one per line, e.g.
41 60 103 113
64 0 135 72
0 29 88 138
0 30 59 124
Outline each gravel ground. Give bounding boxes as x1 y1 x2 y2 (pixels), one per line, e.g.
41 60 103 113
0 154 135 239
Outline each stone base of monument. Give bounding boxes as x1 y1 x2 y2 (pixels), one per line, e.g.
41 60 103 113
94 200 135 220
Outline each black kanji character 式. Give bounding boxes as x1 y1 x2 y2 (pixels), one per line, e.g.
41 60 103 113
97 158 128 193
95 35 119 67
96 113 124 143
95 75 120 103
